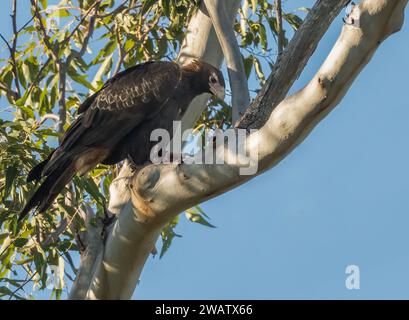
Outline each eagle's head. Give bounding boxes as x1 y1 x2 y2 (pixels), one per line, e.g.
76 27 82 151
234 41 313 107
182 59 226 100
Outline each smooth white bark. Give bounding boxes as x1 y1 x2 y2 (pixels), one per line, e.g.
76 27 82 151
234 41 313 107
204 0 250 122
178 0 242 132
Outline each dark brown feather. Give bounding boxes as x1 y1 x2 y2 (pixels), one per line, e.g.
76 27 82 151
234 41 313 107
21 60 225 219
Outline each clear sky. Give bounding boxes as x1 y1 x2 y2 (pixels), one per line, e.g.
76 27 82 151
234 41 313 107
1 1 409 299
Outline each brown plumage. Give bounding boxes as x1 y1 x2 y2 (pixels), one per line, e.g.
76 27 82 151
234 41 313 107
21 60 225 220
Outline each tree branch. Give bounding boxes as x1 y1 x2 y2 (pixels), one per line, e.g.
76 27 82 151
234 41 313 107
38 113 60 127
237 0 351 129
204 0 250 123
104 0 243 236
239 0 249 38
177 0 243 132
61 0 101 51
69 206 104 300
11 0 21 98
60 2 100 133
0 82 19 101
84 0 242 300
0 1 22 100
134 0 408 238
66 1 100 60
56 63 67 134
85 0 407 300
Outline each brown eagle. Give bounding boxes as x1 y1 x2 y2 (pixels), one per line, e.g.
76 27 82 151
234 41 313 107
20 60 225 220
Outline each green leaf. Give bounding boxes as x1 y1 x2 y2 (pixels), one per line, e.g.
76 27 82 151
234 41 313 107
0 286 25 300
253 57 265 83
160 216 182 258
243 55 253 79
82 177 104 204
141 0 157 15
33 247 46 288
101 40 117 57
47 8 71 18
91 54 113 91
259 24 267 51
68 67 97 92
297 7 310 13
194 205 210 219
3 166 18 200
185 209 216 228
161 0 170 16
283 13 303 31
18 104 35 119
13 238 29 248
15 90 30 107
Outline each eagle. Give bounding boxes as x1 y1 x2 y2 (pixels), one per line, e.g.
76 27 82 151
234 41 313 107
20 60 225 220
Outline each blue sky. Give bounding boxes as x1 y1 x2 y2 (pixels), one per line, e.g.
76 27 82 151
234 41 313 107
1 1 409 299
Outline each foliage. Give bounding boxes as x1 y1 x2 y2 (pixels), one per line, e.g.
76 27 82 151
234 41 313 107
0 0 304 299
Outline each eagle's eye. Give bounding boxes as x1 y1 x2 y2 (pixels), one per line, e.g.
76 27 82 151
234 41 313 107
209 75 218 84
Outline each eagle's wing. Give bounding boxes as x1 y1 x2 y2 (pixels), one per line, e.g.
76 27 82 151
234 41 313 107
44 61 181 174
58 61 181 152
22 61 182 219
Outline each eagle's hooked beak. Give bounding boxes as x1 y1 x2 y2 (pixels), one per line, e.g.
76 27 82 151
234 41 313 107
210 82 226 101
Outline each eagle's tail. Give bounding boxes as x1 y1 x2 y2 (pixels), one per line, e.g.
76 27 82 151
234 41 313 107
26 150 55 183
19 156 75 221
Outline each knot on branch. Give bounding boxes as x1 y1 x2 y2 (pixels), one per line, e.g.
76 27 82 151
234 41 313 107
317 75 332 92
343 1 360 27
346 2 406 41
134 165 161 196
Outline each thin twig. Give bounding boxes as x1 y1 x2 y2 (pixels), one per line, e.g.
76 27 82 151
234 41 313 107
60 0 101 52
56 63 67 134
17 14 35 33
11 0 21 98
113 24 126 75
30 0 58 61
0 82 19 100
25 57 52 98
38 113 60 126
8 271 37 300
96 0 131 19
0 34 12 51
